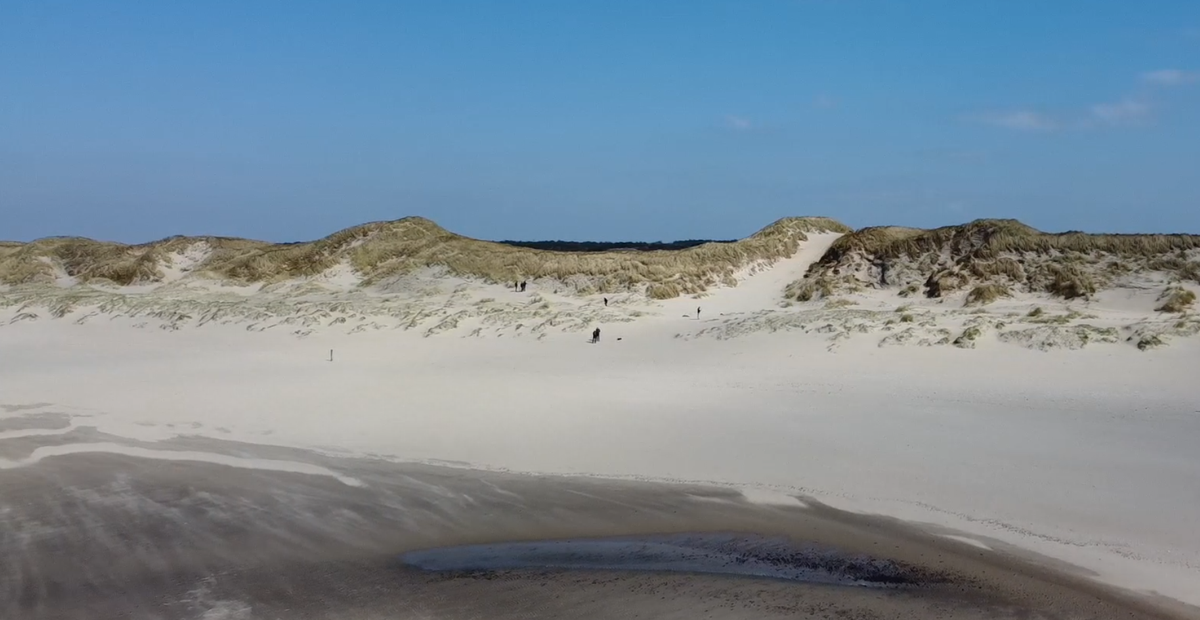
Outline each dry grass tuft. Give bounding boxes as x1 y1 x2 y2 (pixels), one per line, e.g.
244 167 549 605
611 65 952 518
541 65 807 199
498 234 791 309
1137 334 1166 350
786 275 835 302
925 269 970 298
953 325 984 348
1147 255 1200 283
964 283 1011 306
1026 309 1092 325
967 257 1026 282
1156 287 1196 313
1038 264 1097 299
647 283 682 300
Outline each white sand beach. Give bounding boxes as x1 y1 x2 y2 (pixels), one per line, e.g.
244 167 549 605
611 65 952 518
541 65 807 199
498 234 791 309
2 227 1198 613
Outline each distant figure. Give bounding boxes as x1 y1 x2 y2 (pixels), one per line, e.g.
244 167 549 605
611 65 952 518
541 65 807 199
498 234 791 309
592 327 601 344
521 280 527 292
513 281 519 291
603 297 608 307
697 307 701 320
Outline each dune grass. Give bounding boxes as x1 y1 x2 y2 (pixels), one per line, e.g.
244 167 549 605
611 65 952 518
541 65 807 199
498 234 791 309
1 216 851 299
1038 264 1097 299
790 219 1200 302
824 219 1200 261
331 216 849 296
786 275 837 301
1157 287 1196 313
0 235 269 286
964 283 1011 306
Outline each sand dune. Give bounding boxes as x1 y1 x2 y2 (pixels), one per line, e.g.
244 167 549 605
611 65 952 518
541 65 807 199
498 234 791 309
0 216 849 296
2 217 1200 616
2 217 1196 350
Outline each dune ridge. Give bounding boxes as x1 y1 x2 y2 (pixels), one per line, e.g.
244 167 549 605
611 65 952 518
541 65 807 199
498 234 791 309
2 216 1198 351
788 219 1200 304
0 216 850 297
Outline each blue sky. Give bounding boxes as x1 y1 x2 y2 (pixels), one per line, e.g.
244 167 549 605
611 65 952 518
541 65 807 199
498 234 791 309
2 1 1198 243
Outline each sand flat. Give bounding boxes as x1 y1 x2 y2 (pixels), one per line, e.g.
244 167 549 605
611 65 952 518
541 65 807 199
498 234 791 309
0 441 1194 619
1 314 1198 613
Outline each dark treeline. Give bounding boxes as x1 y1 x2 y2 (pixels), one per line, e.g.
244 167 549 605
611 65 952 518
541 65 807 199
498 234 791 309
497 239 736 253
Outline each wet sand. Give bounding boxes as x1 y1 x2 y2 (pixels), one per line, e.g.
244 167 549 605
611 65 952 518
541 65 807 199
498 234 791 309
1 435 1195 620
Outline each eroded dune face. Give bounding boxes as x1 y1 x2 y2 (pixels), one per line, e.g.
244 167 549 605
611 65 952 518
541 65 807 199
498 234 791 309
0 435 1190 620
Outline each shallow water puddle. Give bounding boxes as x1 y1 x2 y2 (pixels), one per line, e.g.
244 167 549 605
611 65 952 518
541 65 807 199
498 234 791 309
401 533 919 587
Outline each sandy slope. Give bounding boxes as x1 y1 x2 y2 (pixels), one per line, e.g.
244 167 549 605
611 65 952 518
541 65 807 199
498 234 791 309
1 232 1199 610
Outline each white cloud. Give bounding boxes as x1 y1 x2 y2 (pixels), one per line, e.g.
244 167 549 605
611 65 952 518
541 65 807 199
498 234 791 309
725 115 752 130
973 110 1059 132
1141 69 1199 86
1088 99 1151 126
972 70 1188 133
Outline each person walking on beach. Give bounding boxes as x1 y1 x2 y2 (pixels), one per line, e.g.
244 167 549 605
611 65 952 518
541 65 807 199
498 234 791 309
697 306 701 320
592 327 601 343
603 297 608 307
521 280 527 292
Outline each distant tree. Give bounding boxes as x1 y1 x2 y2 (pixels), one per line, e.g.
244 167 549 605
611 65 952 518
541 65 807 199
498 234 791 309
497 239 736 253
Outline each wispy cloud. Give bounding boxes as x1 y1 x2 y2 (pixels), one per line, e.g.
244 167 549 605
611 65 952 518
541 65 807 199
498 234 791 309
812 93 838 109
971 101 1155 132
725 115 752 130
972 110 1059 132
1088 99 1152 126
971 68 1182 133
1142 69 1199 87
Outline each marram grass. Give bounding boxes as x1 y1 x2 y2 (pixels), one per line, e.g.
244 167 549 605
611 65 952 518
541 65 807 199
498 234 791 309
1 216 850 299
789 219 1200 302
